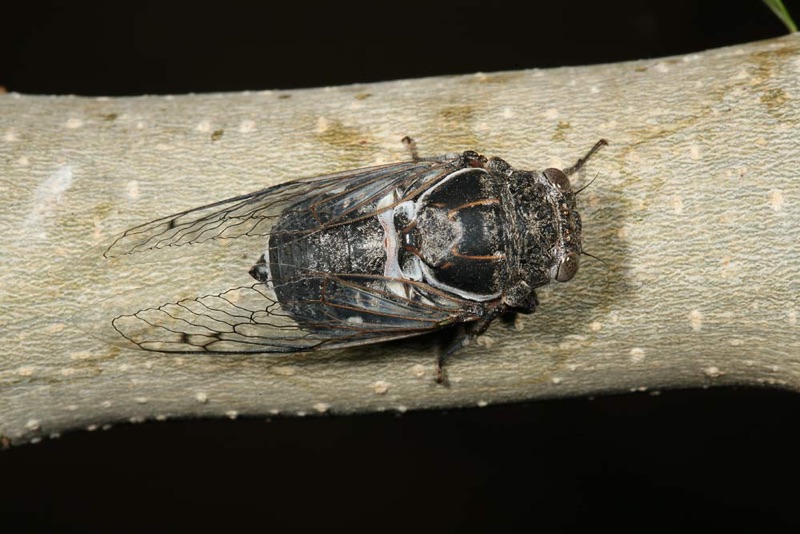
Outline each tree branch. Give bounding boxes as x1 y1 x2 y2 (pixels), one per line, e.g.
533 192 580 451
1 35 798 446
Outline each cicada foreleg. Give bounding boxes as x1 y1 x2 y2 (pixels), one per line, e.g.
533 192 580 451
435 305 507 384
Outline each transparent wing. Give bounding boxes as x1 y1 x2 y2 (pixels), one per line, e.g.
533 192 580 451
104 157 459 259
110 275 481 353
95 154 486 354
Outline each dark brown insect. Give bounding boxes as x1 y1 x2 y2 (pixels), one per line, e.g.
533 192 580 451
104 138 607 382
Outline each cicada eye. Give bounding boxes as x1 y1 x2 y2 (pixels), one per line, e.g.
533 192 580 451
543 168 571 192
555 252 580 282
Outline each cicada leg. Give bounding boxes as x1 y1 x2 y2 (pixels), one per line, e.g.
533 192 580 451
562 139 608 176
436 306 507 384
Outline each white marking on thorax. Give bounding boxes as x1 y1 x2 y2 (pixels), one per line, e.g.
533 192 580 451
377 190 406 297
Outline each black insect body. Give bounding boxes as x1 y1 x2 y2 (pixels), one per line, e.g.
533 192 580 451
106 140 607 382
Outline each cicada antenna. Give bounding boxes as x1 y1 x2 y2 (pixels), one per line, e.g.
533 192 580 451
575 172 599 195
581 250 609 270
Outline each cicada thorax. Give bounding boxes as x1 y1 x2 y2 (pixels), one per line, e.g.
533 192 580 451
397 166 510 302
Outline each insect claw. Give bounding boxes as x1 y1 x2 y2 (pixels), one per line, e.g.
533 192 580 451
435 364 446 385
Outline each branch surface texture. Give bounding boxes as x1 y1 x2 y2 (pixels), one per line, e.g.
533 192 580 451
1 35 798 446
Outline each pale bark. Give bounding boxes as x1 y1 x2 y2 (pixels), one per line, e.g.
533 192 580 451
1 35 798 446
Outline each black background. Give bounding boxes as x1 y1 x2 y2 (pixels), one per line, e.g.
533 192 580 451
2 1 800 532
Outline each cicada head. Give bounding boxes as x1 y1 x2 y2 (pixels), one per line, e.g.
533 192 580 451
506 166 583 292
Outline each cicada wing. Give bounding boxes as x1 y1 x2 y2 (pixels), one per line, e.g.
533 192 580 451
89 154 474 354
109 274 479 354
103 157 459 260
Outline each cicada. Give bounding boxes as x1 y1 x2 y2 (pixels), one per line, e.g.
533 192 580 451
103 138 607 382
